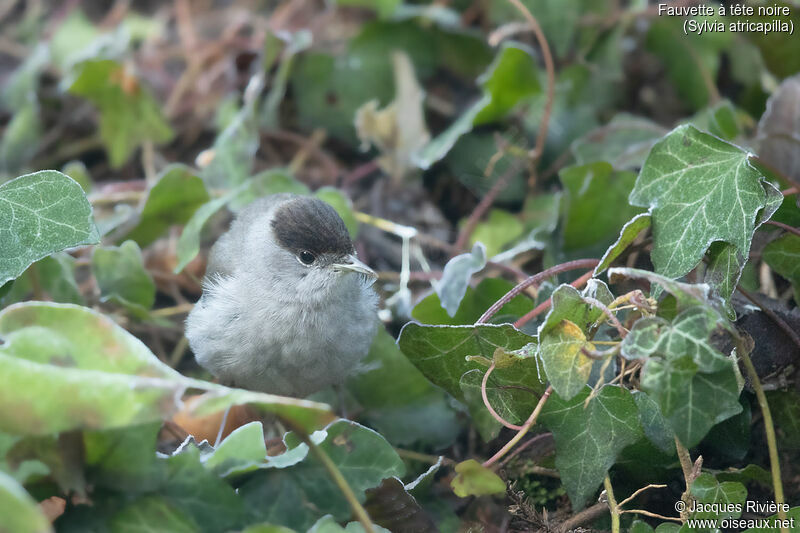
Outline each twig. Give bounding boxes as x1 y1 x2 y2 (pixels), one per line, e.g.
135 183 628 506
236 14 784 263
505 0 555 177
782 187 798 196
479 260 599 324
481 362 524 430
453 162 522 254
616 484 667 509
513 269 595 328
582 296 628 338
737 286 800 352
483 386 552 467
675 437 696 522
499 432 552 467
556 502 608 533
297 430 376 533
620 509 683 522
604 476 621 533
764 220 800 239
736 335 788 530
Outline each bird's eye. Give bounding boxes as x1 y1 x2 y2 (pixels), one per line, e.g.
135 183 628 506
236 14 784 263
298 250 316 265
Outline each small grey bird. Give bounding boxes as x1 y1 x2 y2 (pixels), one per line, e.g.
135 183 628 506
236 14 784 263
186 194 378 398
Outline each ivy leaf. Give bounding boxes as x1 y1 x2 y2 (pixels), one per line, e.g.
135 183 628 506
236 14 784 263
83 423 165 491
539 280 613 335
467 209 524 258
0 171 99 286
571 114 666 170
621 307 731 373
432 242 486 317
92 240 156 314
0 470 52 533
595 213 651 275
348 328 460 448
67 60 173 168
690 473 746 520
396 323 538 402
763 234 800 304
687 100 741 141
538 320 595 401
640 356 742 448
630 125 769 281
450 459 506 498
539 385 643 510
203 421 267 478
632 391 675 455
109 496 196 533
416 43 540 168
239 420 405 530
560 161 643 251
125 165 210 247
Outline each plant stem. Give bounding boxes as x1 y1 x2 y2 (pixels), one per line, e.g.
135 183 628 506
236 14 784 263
478 259 599 324
674 437 694 522
604 476 620 533
483 386 552 467
297 431 376 533
481 362 523 430
764 220 800 239
737 338 788 530
514 269 595 328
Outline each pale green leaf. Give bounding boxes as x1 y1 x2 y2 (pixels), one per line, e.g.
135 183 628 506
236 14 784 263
0 171 99 285
450 459 505 497
92 240 156 313
571 114 666 170
0 470 52 533
432 242 487 317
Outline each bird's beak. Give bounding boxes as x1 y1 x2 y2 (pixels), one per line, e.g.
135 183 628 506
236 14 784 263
332 255 377 284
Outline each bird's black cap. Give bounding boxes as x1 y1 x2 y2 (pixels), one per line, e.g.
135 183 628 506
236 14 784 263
271 196 354 257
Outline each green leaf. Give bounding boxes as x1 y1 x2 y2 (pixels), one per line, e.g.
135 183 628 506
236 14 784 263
630 125 769 281
432 242 486 317
687 100 741 141
162 444 246 532
0 100 42 174
416 42 540 168
607 267 718 313
411 277 534 326
1 43 49 111
92 240 155 313
766 390 800 450
743 506 800 533
450 459 505 498
538 319 595 401
539 385 643 510
0 302 332 435
203 421 266 477
109 495 197 533
539 280 612 336
595 213 651 275
84 422 165 491
640 356 742 448
560 161 643 251
632 391 675 455
621 307 731 373
35 253 84 305
646 17 729 110
68 60 173 168
0 170 99 285
240 420 405 530
397 323 537 402
202 101 258 189
467 209 524 258
763 234 800 303
0 470 52 533
690 473 746 520
571 114 667 170
333 0 400 18
125 165 210 247
347 328 460 448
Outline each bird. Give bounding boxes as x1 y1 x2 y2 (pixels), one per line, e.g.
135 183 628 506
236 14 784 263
186 193 379 399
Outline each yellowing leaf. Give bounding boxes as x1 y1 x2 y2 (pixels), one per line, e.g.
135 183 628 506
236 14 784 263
538 319 595 401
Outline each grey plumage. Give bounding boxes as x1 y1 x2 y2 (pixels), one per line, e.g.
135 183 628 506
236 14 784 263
186 194 378 397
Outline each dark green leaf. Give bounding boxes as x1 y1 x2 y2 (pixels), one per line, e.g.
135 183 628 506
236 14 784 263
572 114 666 170
397 323 537 402
632 391 675 455
763 234 800 303
560 161 643 251
595 213 651 275
690 473 746 520
0 171 99 285
539 385 643 510
83 422 165 490
125 165 210 247
92 240 156 313
109 496 196 533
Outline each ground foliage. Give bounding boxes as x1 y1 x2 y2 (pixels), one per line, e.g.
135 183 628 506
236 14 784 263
0 1 799 532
